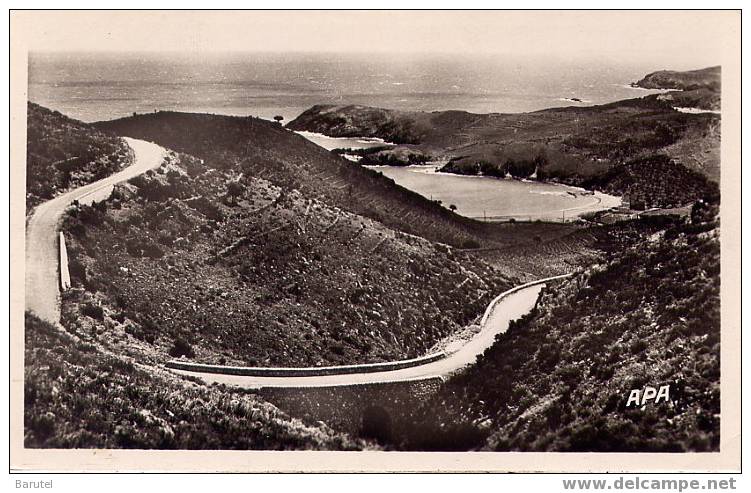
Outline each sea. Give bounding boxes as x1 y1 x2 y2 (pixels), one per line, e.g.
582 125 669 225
28 51 668 123
29 51 664 219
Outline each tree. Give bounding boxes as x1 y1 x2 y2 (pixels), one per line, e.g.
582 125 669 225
449 204 457 212
273 115 284 124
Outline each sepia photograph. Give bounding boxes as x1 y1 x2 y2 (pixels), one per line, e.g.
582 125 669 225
8 8 742 474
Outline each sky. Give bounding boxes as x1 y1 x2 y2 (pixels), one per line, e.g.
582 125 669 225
13 10 738 69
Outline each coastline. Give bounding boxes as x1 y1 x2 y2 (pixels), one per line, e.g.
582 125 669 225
362 163 621 222
291 126 624 223
673 106 721 115
293 130 396 150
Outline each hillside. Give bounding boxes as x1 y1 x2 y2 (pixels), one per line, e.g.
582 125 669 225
289 99 719 187
26 102 132 210
287 104 429 144
403 205 720 451
582 155 718 209
59 142 514 368
288 69 721 187
24 313 368 449
95 111 565 250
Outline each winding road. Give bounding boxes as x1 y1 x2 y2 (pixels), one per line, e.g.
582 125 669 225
24 135 570 390
25 138 166 323
170 275 570 389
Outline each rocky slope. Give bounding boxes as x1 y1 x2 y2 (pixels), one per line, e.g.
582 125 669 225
60 159 514 368
62 114 521 369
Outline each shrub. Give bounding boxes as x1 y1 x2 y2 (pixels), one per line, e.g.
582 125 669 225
81 303 104 320
169 338 195 358
68 258 87 286
131 176 172 202
125 237 143 257
125 237 164 258
142 241 164 259
404 421 489 451
157 231 176 247
226 181 244 204
125 320 157 345
187 196 224 222
360 406 392 444
78 205 106 226
630 339 648 355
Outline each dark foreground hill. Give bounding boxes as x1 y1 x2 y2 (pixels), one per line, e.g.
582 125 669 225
402 205 720 452
26 102 132 210
288 68 721 185
24 313 368 449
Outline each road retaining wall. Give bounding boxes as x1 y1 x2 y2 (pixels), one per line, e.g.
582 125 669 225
259 376 445 439
166 273 574 380
166 351 446 377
